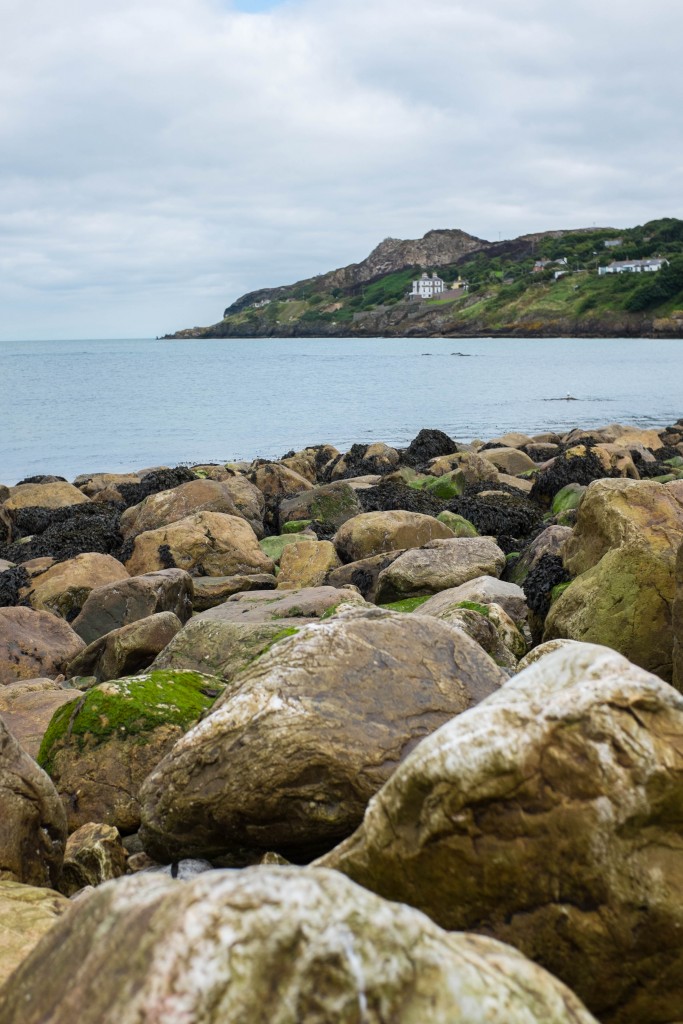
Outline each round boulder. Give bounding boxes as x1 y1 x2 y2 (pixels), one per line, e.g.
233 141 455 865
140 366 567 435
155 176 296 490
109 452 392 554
0 607 85 685
375 536 505 602
139 605 505 863
333 510 455 562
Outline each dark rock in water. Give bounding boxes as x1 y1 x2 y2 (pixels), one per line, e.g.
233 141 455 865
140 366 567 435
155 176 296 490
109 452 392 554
0 566 31 607
401 428 458 468
530 446 611 507
116 467 197 509
523 553 571 641
1 504 123 565
358 480 445 517
15 475 68 486
446 493 542 551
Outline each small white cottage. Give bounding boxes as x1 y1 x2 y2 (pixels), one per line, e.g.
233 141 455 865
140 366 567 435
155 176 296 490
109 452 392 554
410 272 446 299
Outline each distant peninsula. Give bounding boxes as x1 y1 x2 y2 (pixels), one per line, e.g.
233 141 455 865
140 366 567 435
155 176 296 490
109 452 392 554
165 218 683 339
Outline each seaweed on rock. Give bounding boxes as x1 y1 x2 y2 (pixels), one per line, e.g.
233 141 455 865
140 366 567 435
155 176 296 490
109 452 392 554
1 503 124 565
529 446 612 508
357 481 445 517
116 467 197 509
400 428 458 469
523 553 571 621
0 565 31 607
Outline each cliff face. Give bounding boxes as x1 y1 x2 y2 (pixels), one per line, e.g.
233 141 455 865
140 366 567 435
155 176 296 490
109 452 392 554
223 228 491 316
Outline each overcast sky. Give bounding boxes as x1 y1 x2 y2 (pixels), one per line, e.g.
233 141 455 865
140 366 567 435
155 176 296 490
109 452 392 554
1 0 681 339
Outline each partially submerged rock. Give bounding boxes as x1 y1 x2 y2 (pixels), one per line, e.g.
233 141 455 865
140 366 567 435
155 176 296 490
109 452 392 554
139 606 505 863
0 867 598 1024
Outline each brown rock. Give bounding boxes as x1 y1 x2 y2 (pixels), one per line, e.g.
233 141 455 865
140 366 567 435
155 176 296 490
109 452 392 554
191 573 277 611
375 536 506 602
333 510 455 562
419 576 529 628
318 644 683 1024
0 868 598 1024
59 822 128 896
74 472 142 500
119 479 244 541
674 541 683 691
24 553 129 621
326 550 405 601
0 680 79 758
139 605 505 863
3 482 90 512
249 463 313 501
0 713 67 886
429 450 500 484
0 881 69 988
481 447 537 475
276 540 341 589
123 511 274 578
66 612 184 683
71 568 194 645
278 481 362 533
0 607 85 685
195 585 365 624
216 474 266 537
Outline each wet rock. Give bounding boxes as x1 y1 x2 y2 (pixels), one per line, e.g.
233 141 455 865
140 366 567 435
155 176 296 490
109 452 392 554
326 441 400 480
119 479 245 541
334 510 455 562
529 444 612 507
23 553 129 621
0 881 68 988
544 478 683 679
191 573 277 611
1 502 124 565
276 540 341 589
318 644 683 1024
375 536 506 602
66 612 184 683
37 670 223 834
59 822 128 896
0 680 79 758
402 427 458 467
123 511 274 578
0 607 85 685
139 606 505 863
0 867 598 1024
71 568 194 645
279 481 361 536
0 713 67 886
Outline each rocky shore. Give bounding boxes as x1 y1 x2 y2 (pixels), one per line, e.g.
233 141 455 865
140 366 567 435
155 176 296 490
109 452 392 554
1 420 683 1022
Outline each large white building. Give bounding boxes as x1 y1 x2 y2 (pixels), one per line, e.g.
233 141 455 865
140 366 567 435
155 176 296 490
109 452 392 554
598 258 668 275
410 272 446 299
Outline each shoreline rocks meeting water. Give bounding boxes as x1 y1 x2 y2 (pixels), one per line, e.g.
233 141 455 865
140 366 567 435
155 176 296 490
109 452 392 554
1 418 683 1022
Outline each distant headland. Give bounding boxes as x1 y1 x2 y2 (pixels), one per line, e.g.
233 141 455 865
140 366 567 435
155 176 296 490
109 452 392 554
164 218 683 340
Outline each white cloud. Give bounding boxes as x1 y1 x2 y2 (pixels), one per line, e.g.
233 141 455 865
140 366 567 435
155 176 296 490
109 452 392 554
0 0 682 337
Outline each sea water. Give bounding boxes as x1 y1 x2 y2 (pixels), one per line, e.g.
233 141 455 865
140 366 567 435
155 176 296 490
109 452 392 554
0 335 681 484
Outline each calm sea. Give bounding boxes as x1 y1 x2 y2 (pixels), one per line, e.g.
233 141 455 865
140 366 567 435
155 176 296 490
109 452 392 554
1 336 681 485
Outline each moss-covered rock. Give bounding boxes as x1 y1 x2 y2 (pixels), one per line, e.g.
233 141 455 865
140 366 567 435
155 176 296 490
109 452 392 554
38 670 224 833
436 510 478 536
281 519 312 534
279 482 361 536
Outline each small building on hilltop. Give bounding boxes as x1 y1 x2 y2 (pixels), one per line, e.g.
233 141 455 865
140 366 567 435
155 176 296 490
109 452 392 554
599 258 668 275
410 272 446 299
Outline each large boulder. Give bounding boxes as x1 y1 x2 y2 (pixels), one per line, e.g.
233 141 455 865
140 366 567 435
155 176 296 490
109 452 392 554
119 479 244 541
139 606 505 863
66 612 184 683
0 867 598 1024
419 575 529 629
544 478 683 680
327 441 400 480
276 540 341 589
0 680 79 758
0 881 69 988
0 714 67 886
194 585 365 624
37 670 223 833
674 541 683 690
217 474 265 537
375 536 505 602
150 619 311 682
3 482 90 512
249 463 313 502
71 568 194 644
278 481 361 535
333 510 455 562
191 572 276 611
23 553 129 621
481 447 537 475
123 511 274 578
319 644 683 1024
0 607 85 685
429 450 500 484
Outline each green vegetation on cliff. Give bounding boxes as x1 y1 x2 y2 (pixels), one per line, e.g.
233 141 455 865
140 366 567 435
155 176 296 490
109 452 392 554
168 218 683 339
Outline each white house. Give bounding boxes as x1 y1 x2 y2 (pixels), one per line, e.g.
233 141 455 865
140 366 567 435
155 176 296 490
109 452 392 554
410 272 446 299
598 258 668 275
